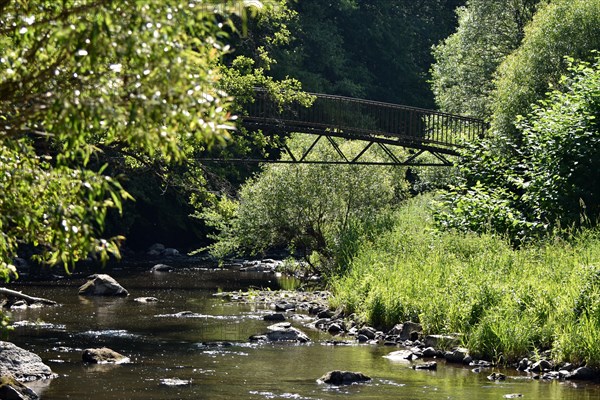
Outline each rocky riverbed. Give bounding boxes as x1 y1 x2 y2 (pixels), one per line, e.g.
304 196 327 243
218 288 599 383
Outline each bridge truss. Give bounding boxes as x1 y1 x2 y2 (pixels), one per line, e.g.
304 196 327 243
216 89 487 166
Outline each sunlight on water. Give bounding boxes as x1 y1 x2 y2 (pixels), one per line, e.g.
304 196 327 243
6 267 600 400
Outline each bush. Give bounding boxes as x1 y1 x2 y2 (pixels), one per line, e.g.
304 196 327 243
436 55 600 241
200 134 409 274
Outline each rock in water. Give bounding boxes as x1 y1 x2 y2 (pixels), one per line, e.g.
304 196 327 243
0 341 55 382
265 325 310 343
78 274 129 296
318 370 371 385
566 366 597 381
82 347 129 364
0 376 39 400
150 264 173 273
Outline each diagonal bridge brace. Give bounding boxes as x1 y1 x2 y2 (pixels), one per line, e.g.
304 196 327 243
282 134 455 166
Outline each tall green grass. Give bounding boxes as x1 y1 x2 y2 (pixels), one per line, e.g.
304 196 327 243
329 195 600 365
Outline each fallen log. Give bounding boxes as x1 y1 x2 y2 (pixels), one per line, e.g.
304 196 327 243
0 288 58 306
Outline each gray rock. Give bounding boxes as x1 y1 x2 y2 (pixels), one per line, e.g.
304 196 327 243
516 358 530 371
151 264 173 273
318 310 335 319
389 321 423 341
78 274 129 297
530 359 552 372
422 347 438 358
356 334 369 343
163 248 180 257
384 350 416 361
249 335 268 342
263 313 286 322
328 323 343 334
0 376 39 400
412 361 437 370
263 323 310 343
134 297 160 303
444 347 469 364
318 370 371 385
487 372 506 381
314 318 330 329
567 366 597 381
358 326 376 340
275 302 295 312
558 362 575 372
0 341 55 382
82 347 129 364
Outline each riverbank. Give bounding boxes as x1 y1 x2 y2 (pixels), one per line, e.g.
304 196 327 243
219 286 597 382
327 195 600 372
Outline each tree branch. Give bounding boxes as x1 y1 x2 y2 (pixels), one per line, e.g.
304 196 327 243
0 287 58 306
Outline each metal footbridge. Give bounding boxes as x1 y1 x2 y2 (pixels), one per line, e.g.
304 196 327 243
236 89 487 166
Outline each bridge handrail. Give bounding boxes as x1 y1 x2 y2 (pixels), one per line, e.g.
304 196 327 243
243 88 487 147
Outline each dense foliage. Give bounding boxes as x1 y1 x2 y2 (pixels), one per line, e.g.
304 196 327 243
491 0 600 138
331 195 600 366
431 0 539 118
200 135 410 275
436 55 600 242
0 1 254 274
269 0 464 107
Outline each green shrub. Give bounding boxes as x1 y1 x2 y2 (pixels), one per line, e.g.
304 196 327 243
200 134 409 274
437 55 600 241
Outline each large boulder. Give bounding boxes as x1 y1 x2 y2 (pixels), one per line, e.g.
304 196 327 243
566 366 597 381
78 274 129 297
0 341 55 382
318 370 371 385
82 347 129 364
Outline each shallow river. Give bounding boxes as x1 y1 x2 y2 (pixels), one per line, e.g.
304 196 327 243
6 267 600 399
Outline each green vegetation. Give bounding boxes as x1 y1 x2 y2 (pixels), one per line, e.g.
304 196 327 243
3 0 600 370
491 0 600 138
199 135 410 275
431 0 539 118
269 0 463 107
331 195 600 366
436 54 600 242
0 1 257 274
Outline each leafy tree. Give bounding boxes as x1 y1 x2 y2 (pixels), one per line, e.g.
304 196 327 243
271 0 463 107
491 0 600 139
435 55 600 241
518 55 600 225
96 1 314 250
0 1 255 274
199 134 409 275
431 0 539 118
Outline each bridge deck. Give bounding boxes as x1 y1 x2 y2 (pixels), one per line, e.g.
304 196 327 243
238 89 487 166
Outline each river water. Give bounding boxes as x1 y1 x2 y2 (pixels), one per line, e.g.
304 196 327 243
6 267 600 399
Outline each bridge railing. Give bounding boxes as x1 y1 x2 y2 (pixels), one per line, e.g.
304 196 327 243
243 88 487 148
